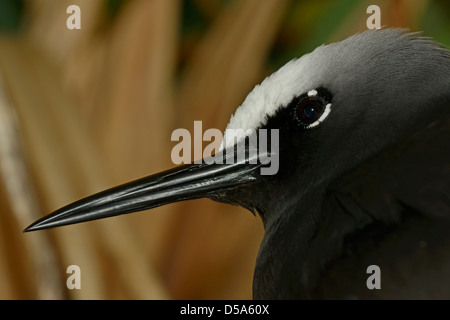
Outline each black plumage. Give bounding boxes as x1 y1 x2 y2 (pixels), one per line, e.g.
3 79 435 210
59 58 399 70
25 29 450 299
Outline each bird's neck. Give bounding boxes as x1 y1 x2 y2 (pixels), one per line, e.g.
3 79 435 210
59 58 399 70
253 187 365 299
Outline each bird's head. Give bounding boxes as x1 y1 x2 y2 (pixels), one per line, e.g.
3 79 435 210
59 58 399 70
25 28 449 247
214 28 450 226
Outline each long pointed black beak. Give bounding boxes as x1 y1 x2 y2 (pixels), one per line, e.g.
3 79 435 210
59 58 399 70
24 148 265 232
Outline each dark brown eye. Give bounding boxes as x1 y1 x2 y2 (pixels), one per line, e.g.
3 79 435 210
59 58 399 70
296 98 325 125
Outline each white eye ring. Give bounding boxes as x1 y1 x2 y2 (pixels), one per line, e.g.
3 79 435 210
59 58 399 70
305 103 332 129
307 89 318 97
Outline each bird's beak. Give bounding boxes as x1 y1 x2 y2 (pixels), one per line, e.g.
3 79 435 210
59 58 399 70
24 147 265 232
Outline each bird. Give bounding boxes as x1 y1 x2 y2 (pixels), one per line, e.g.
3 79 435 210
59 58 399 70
25 28 450 299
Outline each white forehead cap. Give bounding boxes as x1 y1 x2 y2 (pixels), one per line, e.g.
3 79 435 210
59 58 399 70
221 47 325 148
221 28 424 148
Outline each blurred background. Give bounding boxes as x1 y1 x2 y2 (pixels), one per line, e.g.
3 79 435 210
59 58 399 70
0 0 448 299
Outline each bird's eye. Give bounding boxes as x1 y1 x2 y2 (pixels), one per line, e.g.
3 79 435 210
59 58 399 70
291 88 333 129
296 98 324 125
